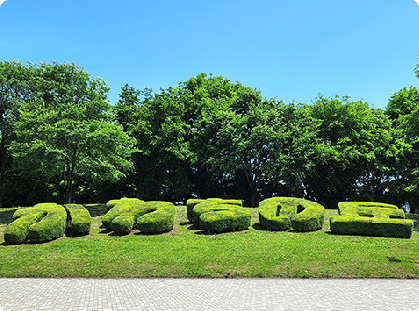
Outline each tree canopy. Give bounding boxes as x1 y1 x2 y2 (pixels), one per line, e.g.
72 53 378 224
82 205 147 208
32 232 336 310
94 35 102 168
1 61 419 212
3 61 135 205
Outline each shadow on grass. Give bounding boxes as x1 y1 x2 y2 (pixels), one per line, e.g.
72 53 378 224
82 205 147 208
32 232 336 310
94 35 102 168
99 228 112 234
252 222 331 234
251 222 288 232
0 208 16 225
64 228 91 239
251 223 265 231
186 223 198 230
194 230 217 235
134 231 166 237
183 222 213 235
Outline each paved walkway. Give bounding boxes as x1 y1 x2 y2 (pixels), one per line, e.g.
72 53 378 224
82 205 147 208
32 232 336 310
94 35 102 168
0 278 418 311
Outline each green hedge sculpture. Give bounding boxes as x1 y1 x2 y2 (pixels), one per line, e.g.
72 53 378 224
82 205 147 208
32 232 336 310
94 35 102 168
136 201 176 234
186 198 243 223
64 204 92 236
4 203 92 244
5 203 68 244
258 197 325 232
187 198 251 233
102 198 176 235
330 202 413 238
4 209 45 244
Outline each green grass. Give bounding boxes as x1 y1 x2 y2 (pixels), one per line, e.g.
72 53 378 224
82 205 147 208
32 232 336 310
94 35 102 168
0 206 418 278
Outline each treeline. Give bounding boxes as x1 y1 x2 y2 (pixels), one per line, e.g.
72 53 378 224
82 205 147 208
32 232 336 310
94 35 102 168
1 61 419 212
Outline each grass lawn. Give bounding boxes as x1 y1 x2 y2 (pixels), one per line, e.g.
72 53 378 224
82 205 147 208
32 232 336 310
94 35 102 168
0 205 418 278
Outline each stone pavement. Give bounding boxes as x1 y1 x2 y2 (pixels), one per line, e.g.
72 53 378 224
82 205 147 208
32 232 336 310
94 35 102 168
0 278 418 311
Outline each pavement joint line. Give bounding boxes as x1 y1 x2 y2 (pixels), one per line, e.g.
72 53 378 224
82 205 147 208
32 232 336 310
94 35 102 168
0 278 418 310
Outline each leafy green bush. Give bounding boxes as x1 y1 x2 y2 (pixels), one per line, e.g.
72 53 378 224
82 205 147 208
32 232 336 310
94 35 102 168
111 215 136 236
189 199 250 233
64 204 92 236
199 206 251 233
186 199 209 222
259 197 325 232
4 209 45 245
136 201 176 234
187 198 243 224
291 202 325 232
330 202 413 238
102 198 144 230
27 203 67 243
106 199 125 211
102 198 175 235
338 201 404 218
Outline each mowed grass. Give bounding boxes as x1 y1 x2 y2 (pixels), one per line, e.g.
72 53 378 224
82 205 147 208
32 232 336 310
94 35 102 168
0 205 418 278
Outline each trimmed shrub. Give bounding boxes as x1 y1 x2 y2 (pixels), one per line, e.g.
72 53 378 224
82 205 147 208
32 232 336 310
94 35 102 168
259 197 325 232
186 199 208 222
136 201 176 234
190 199 250 233
259 197 295 231
64 204 92 236
106 199 123 211
103 198 175 235
338 202 404 218
12 207 44 220
330 202 413 238
4 209 45 245
27 203 67 243
199 206 251 233
111 215 136 236
187 198 243 224
102 198 144 230
291 202 325 232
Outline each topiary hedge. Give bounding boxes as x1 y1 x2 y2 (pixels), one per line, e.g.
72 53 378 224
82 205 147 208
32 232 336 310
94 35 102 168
330 202 414 238
64 204 92 236
102 198 145 232
136 201 176 234
199 206 251 233
188 199 251 233
4 203 92 244
26 203 68 243
4 209 45 245
258 197 325 232
186 198 243 223
102 198 175 235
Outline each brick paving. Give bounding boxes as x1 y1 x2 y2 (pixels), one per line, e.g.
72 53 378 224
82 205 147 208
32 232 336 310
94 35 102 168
0 278 418 311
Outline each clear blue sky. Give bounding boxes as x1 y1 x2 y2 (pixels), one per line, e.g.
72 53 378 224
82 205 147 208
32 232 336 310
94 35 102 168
1 0 419 109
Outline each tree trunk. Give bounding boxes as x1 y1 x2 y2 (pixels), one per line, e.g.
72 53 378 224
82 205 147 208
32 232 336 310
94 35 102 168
66 164 73 204
65 158 76 204
250 186 257 208
65 149 79 204
244 170 258 207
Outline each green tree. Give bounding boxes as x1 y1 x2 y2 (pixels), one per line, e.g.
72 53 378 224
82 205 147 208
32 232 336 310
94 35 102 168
115 74 266 203
0 60 38 208
386 86 419 121
385 84 419 213
303 95 397 209
195 99 317 207
115 83 194 201
11 61 135 204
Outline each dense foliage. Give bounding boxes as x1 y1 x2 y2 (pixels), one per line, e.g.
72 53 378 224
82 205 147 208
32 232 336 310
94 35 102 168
1 61 135 206
330 202 413 238
1 60 419 212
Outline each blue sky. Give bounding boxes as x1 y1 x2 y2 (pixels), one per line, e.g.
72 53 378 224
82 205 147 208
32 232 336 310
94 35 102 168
1 0 419 108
